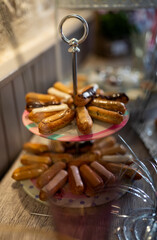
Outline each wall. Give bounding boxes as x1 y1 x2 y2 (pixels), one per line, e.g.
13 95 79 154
0 46 56 178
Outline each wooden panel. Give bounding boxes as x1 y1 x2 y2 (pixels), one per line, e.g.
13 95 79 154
30 48 57 94
0 102 9 177
40 54 48 93
13 75 32 143
46 47 57 87
51 47 57 84
22 66 35 93
32 56 45 93
0 83 22 163
43 50 52 89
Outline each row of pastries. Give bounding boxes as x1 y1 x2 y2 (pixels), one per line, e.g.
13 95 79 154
25 81 129 135
12 136 142 201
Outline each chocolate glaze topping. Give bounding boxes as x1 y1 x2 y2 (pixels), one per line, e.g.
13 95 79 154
26 101 60 110
95 93 129 103
79 86 98 99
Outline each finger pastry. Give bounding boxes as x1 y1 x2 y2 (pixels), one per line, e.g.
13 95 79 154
38 109 75 135
90 161 115 184
28 111 58 123
80 84 98 93
92 136 116 150
28 104 69 123
80 164 104 190
42 153 73 163
20 154 52 166
53 82 72 95
30 103 68 114
76 106 93 134
12 166 47 181
68 165 84 195
13 163 48 174
74 84 98 106
95 93 129 104
26 92 59 103
104 163 142 180
50 140 65 153
69 150 101 167
26 100 60 112
99 154 133 165
39 170 68 201
23 142 50 154
36 161 66 188
90 99 126 114
100 144 127 156
88 106 123 125
48 87 72 103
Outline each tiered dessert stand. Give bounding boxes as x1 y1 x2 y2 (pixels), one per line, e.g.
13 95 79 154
22 14 129 208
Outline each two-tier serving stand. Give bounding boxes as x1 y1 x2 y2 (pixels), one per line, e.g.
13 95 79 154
22 14 129 208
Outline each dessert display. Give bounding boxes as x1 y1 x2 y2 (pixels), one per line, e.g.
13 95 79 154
12 136 142 201
25 82 129 136
15 15 134 207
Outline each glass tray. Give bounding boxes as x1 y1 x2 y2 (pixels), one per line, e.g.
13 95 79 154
21 178 127 208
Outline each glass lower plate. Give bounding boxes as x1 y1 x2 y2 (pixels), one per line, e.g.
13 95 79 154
21 178 127 208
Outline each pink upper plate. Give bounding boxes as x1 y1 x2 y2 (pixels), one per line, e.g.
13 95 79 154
22 110 129 142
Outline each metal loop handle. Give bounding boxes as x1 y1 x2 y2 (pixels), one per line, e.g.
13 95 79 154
59 14 89 46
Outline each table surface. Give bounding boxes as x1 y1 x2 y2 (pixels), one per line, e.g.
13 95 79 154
0 117 156 240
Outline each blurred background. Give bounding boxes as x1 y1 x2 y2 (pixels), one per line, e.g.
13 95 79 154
0 1 157 240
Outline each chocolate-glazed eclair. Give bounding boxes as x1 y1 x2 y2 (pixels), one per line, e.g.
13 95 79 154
38 109 75 135
95 93 129 104
26 92 59 103
26 101 60 112
87 106 124 125
74 84 98 106
76 106 93 134
89 99 126 114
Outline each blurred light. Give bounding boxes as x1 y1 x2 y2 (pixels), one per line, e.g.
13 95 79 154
111 205 120 209
146 225 151 232
135 48 143 58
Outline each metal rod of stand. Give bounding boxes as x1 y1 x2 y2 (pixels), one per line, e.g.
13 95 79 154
72 52 78 97
59 14 89 100
59 14 89 152
72 51 79 153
